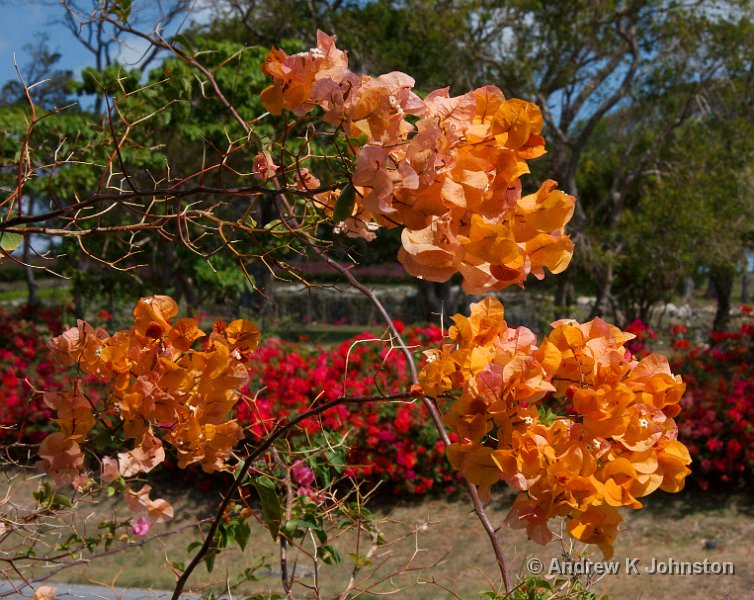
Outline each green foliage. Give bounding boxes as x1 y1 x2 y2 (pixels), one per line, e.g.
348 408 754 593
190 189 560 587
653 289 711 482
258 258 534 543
252 475 283 540
0 230 23 256
332 182 356 223
33 481 72 510
481 575 611 599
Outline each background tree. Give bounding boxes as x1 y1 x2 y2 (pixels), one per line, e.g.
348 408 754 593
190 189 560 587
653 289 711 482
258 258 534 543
2 0 752 327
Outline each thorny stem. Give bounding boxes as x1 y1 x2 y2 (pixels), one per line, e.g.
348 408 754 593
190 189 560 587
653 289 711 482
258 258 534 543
272 448 295 599
170 393 409 600
1 519 208 599
270 186 513 594
66 10 512 594
307 243 512 594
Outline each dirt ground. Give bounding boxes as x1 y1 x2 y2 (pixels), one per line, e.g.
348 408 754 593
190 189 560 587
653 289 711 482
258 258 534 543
2 467 752 600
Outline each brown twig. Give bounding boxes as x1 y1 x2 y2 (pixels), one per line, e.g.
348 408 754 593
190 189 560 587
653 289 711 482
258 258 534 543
0 519 209 598
305 241 512 594
170 392 411 600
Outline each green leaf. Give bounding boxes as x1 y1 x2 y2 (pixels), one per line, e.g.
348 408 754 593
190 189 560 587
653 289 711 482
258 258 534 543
325 448 346 473
280 520 298 539
218 522 234 548
0 231 23 257
252 476 282 540
236 519 251 552
316 544 341 566
332 182 356 222
49 493 72 509
347 552 373 568
314 526 327 544
205 550 217 573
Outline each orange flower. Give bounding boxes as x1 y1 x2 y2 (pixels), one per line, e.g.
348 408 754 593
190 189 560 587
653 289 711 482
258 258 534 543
41 295 257 497
504 492 556 545
125 484 174 523
225 319 261 353
446 443 501 487
567 505 623 559
260 31 351 116
422 296 690 556
118 430 166 477
599 457 643 509
656 439 692 493
167 318 206 352
36 432 85 486
42 390 96 441
32 586 57 600
133 295 178 339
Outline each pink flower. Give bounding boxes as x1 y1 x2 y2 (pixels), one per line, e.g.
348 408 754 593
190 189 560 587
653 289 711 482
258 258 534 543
131 516 150 537
101 456 120 483
291 461 315 488
252 152 279 181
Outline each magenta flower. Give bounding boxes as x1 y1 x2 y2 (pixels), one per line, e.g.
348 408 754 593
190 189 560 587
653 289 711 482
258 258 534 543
291 461 315 488
131 516 150 537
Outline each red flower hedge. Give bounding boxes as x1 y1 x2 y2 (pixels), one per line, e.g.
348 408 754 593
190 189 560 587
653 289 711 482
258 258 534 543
627 312 754 489
5 303 753 493
236 322 462 495
0 305 64 444
667 319 754 490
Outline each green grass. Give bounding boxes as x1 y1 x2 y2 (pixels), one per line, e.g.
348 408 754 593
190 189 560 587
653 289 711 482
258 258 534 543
267 324 385 345
0 286 71 303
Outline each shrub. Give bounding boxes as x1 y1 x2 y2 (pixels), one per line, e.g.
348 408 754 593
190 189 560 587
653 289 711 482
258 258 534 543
669 320 754 490
237 322 462 495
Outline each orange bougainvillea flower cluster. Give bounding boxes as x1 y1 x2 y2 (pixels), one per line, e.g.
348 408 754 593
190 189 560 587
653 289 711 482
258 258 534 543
418 297 690 557
39 296 260 521
260 32 575 293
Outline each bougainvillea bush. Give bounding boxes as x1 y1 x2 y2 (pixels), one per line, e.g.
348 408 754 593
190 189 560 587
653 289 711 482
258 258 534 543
0 22 698 599
0 305 71 444
238 322 461 496
668 317 754 490
625 314 754 490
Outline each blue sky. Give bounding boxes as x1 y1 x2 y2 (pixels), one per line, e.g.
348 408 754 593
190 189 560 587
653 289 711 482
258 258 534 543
0 1 93 86
0 1 210 91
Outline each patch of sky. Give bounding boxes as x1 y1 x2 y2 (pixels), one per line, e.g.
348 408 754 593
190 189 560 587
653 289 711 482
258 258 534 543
0 0 212 106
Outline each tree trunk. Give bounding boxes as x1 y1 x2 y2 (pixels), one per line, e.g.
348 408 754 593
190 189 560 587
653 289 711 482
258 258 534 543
73 253 87 320
553 274 575 318
22 238 39 309
241 260 273 316
683 276 695 303
589 260 613 320
415 280 452 323
742 267 750 304
710 265 734 333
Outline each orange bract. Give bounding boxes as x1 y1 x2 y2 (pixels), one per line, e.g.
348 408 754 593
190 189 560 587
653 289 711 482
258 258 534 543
39 296 262 522
261 32 576 292
420 296 690 558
